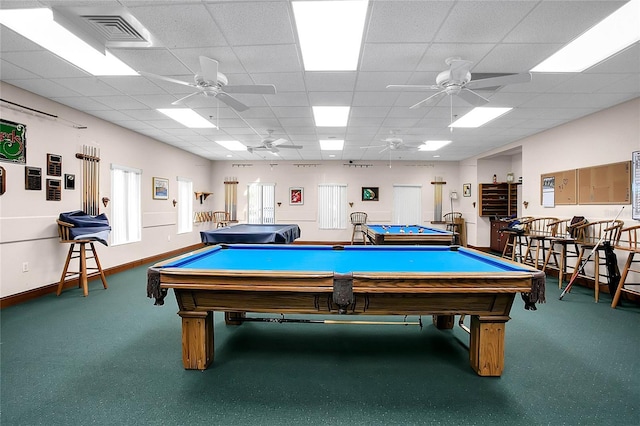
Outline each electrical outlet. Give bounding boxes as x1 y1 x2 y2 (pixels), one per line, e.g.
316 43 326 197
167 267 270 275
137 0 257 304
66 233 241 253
22 262 29 272
167 235 171 242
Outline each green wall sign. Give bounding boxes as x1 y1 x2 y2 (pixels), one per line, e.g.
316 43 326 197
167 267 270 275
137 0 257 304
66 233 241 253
0 119 26 164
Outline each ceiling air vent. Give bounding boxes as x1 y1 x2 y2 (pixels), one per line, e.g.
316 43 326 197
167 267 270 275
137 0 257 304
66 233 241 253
53 6 161 50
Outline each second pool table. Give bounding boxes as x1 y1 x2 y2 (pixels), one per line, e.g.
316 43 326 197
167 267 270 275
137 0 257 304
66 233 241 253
363 224 455 245
148 244 545 377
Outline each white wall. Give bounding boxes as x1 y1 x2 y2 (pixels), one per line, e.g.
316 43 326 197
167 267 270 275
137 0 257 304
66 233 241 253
0 83 212 298
208 160 461 242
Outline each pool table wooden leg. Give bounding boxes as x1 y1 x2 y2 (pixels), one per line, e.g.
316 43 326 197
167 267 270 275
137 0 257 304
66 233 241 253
432 314 455 329
469 315 509 377
179 311 213 370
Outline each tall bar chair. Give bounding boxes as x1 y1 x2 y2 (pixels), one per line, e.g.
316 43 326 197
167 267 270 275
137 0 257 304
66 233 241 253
213 211 230 228
542 217 586 288
501 217 533 262
521 217 558 269
56 220 108 297
570 219 624 302
611 225 640 308
444 212 463 246
350 212 368 245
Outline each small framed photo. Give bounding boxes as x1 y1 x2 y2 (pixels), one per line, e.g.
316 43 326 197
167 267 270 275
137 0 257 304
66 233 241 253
153 177 169 200
463 183 471 197
362 187 379 201
290 187 303 205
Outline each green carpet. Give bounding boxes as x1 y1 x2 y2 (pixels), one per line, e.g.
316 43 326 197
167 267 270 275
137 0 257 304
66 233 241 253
1 264 639 425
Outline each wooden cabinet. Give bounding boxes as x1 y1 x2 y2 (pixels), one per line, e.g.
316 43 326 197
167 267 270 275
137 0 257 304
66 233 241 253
490 220 510 252
478 183 519 217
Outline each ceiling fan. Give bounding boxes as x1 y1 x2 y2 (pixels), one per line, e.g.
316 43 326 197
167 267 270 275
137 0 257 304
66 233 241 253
247 130 303 154
361 132 418 154
139 56 276 112
386 57 532 109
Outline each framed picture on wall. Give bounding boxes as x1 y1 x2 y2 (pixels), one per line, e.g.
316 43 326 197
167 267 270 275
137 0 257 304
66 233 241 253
290 187 303 205
153 177 169 200
463 183 471 197
362 187 378 201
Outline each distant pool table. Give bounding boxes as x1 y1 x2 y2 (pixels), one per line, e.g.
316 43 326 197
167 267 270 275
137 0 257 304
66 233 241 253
363 224 455 245
147 244 545 376
200 223 300 245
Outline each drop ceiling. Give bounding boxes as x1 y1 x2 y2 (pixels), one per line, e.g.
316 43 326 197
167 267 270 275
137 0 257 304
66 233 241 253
1 0 638 162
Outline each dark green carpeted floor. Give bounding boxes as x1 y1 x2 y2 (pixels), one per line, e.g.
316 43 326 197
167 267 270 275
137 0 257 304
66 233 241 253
1 263 639 425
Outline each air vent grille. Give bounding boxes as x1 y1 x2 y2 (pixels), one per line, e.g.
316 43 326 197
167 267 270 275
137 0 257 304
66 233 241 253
82 15 146 42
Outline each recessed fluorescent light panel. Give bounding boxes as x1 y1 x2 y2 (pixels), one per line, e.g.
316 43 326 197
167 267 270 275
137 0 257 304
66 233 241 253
450 107 512 128
312 106 350 127
216 140 247 151
0 8 137 76
293 0 368 71
157 109 216 128
531 0 640 72
419 140 452 151
319 139 344 151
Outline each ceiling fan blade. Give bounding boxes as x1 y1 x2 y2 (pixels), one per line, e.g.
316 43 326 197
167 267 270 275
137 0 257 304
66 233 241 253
270 138 289 146
276 144 303 149
216 92 249 112
224 84 277 95
378 146 390 154
171 91 202 105
466 72 532 90
410 90 445 109
449 59 474 81
139 71 195 88
386 84 440 90
199 56 219 82
457 88 489 107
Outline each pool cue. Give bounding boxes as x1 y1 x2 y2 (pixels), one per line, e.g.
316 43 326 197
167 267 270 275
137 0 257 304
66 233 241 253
559 206 624 300
236 316 423 327
95 147 100 214
83 145 88 213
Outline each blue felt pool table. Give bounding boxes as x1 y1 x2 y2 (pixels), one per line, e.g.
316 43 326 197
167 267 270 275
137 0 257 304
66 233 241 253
147 244 545 376
363 224 455 245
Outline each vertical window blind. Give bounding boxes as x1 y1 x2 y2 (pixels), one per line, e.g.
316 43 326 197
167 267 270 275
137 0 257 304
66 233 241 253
247 183 275 224
393 185 422 225
318 184 347 229
177 177 193 234
110 164 141 246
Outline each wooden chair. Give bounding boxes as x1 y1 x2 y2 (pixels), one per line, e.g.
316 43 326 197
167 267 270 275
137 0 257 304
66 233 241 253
542 217 586 288
501 216 534 262
213 211 230 228
56 220 108 297
350 211 368 245
520 217 558 269
444 212 464 246
570 219 624 302
611 225 640 308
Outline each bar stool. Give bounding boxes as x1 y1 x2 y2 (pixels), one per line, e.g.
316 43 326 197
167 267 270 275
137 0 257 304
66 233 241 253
443 212 463 245
569 219 624 302
56 220 107 297
611 225 640 308
542 217 585 288
501 217 533 262
521 217 558 269
213 211 230 228
350 212 368 245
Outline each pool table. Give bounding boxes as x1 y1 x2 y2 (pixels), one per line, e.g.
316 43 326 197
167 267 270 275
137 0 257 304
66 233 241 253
363 224 455 245
200 223 300 245
147 244 545 376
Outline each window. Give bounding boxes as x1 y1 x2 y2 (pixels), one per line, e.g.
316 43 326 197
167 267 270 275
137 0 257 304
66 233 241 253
110 164 141 245
177 177 193 234
318 184 347 229
393 185 422 224
247 183 275 224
